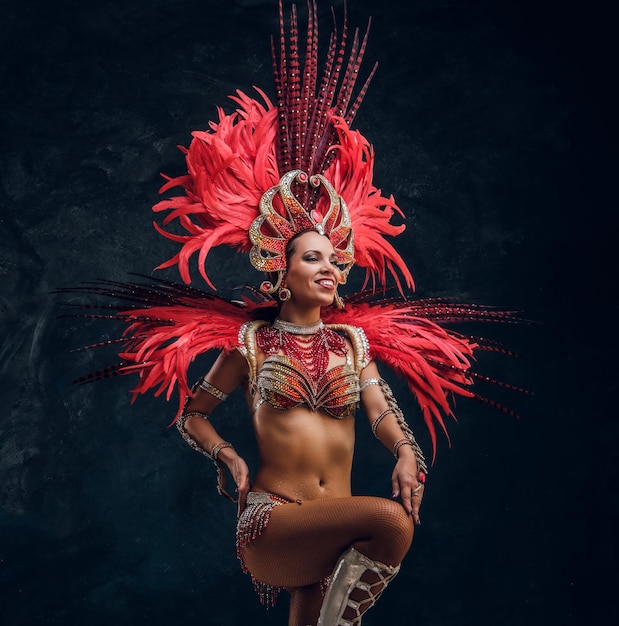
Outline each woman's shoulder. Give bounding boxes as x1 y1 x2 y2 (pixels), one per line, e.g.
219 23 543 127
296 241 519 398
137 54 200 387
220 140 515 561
325 323 371 374
237 319 269 341
236 320 270 381
236 319 271 354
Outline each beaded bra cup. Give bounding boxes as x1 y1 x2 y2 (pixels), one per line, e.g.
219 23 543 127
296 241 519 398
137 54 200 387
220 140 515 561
255 354 360 418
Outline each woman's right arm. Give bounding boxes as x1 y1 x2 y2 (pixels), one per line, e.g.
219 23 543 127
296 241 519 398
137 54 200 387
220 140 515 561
180 349 251 512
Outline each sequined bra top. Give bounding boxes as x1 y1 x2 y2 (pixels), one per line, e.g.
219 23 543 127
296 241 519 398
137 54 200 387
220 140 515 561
256 354 359 418
237 320 371 420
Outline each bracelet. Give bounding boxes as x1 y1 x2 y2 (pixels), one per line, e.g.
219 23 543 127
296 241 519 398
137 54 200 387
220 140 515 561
393 436 428 479
371 378 429 478
210 442 236 503
175 413 237 503
179 410 209 425
371 409 394 437
199 378 229 402
210 441 234 461
393 438 413 457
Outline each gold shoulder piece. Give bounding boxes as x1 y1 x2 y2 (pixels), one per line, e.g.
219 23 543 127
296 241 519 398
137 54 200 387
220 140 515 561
326 324 371 375
237 320 269 387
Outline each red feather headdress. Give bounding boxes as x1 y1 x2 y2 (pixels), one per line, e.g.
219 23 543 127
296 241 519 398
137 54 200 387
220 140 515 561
152 0 414 296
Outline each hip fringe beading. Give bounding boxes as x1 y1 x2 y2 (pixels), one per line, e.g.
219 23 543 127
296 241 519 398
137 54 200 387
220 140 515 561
236 492 289 608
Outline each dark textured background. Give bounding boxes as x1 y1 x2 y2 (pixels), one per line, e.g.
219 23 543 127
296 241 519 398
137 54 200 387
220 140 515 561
1 0 616 624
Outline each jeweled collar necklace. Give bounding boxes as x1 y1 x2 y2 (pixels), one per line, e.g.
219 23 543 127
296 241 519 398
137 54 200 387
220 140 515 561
272 318 324 335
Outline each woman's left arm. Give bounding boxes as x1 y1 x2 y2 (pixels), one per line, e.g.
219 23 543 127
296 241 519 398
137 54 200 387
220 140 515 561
360 361 425 524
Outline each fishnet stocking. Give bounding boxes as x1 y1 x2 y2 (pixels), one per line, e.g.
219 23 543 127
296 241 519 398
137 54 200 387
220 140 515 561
240 496 413 625
288 584 324 626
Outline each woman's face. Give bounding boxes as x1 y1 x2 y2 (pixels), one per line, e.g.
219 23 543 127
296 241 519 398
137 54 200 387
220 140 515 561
284 231 342 307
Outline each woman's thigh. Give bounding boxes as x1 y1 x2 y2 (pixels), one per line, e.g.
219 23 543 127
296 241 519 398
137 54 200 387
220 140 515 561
241 495 414 587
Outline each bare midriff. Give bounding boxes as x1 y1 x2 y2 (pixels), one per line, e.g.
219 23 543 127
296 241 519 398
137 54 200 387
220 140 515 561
251 403 355 502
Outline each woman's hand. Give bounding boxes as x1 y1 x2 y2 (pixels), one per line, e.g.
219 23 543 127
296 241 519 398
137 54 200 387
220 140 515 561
217 446 250 514
229 455 251 517
391 449 424 525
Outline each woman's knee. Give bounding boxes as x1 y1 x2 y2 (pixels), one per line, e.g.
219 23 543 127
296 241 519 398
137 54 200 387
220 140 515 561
388 501 415 551
359 498 414 564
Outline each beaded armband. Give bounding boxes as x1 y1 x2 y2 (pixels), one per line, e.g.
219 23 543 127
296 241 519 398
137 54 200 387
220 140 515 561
176 380 237 502
199 378 229 402
176 410 211 457
370 378 428 477
360 377 382 391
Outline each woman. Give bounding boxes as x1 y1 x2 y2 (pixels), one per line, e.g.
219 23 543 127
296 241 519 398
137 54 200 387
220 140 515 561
65 3 518 624
177 228 425 625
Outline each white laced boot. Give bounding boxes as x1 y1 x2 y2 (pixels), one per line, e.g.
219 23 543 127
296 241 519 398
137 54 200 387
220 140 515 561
317 546 400 626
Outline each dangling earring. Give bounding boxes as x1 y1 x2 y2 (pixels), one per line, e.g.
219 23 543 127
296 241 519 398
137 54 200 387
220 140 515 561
278 287 291 301
333 289 345 309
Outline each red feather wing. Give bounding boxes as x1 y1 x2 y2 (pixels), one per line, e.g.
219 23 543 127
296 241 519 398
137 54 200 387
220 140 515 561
324 296 522 460
58 277 274 421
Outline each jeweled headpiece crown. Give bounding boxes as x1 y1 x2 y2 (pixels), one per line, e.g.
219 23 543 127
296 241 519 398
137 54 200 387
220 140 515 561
249 170 354 293
152 1 415 296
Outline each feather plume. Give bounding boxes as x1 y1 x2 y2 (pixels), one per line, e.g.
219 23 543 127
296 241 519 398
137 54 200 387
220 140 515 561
58 277 260 420
151 2 414 293
324 296 523 459
152 90 279 287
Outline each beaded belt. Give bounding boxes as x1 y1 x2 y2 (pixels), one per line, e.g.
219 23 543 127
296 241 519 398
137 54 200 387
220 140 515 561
245 492 289 507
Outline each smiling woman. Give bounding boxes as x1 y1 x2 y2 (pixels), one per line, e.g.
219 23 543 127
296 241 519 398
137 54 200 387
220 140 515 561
58 2 525 625
281 232 344 310
181 225 422 621
178 216 427 623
